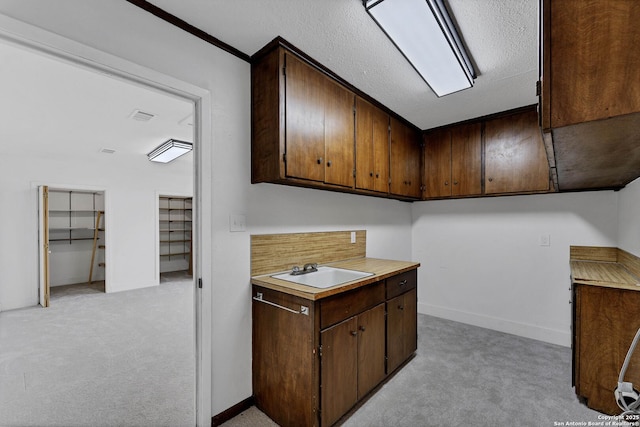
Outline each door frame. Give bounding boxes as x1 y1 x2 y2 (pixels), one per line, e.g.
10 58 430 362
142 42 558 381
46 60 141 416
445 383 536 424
0 13 213 426
38 185 50 307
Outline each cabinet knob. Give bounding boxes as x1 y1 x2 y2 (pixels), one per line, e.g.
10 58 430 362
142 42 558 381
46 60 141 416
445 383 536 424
453 180 458 185
375 173 379 178
350 330 358 336
399 280 407 287
317 157 323 165
359 326 366 332
398 305 404 311
327 160 332 167
370 172 373 177
444 181 449 186
488 177 493 182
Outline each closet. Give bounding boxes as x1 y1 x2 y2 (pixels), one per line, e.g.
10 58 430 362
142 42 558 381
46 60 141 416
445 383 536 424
47 189 105 288
159 195 192 276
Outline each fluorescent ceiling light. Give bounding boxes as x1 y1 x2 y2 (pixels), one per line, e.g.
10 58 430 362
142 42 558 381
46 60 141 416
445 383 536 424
147 139 192 163
364 0 476 97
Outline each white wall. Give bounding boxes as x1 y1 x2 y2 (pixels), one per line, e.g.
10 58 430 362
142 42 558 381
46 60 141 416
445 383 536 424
0 151 192 310
411 191 619 347
618 177 640 257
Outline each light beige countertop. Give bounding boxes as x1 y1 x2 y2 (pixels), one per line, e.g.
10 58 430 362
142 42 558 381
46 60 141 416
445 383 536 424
570 246 640 291
251 257 420 300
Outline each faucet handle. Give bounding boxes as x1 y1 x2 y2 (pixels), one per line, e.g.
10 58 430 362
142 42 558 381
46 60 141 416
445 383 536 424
291 265 300 274
303 263 318 272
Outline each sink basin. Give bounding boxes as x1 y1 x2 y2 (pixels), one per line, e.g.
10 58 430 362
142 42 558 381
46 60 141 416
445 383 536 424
271 266 374 289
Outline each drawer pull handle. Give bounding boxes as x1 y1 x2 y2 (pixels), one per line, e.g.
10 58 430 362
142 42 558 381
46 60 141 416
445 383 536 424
350 330 358 336
399 280 408 287
359 326 366 332
253 292 308 316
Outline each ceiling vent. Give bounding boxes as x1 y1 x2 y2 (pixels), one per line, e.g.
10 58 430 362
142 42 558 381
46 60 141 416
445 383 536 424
129 109 156 122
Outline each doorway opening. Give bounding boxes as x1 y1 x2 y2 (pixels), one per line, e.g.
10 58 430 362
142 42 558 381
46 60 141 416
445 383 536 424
43 187 107 304
0 21 206 424
159 194 193 283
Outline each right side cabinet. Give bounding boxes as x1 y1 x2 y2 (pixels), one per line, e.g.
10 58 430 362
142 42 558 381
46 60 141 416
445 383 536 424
573 284 640 415
539 0 640 191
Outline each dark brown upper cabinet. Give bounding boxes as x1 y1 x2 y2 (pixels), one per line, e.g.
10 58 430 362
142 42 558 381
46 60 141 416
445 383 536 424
257 50 354 188
355 96 390 194
251 38 421 201
484 109 550 195
390 117 422 199
540 0 640 191
424 122 482 199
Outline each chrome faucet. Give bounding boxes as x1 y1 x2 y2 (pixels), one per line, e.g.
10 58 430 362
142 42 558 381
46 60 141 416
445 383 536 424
290 263 318 275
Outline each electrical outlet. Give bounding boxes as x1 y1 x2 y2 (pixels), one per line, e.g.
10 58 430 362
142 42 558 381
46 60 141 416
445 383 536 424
351 231 356 244
539 233 551 246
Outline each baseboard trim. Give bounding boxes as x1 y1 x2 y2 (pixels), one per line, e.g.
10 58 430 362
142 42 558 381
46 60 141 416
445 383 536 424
211 396 255 427
418 302 571 347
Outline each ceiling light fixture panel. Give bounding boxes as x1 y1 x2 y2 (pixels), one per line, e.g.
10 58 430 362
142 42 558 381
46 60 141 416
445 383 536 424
147 139 192 163
364 0 476 97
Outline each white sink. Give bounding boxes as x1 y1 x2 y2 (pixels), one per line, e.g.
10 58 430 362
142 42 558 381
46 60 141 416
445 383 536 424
271 266 374 289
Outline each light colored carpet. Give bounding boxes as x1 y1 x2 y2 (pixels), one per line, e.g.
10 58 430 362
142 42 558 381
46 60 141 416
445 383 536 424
223 314 603 427
0 274 195 427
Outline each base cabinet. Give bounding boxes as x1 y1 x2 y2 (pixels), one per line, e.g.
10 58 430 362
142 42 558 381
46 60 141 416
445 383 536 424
573 284 640 415
252 269 418 427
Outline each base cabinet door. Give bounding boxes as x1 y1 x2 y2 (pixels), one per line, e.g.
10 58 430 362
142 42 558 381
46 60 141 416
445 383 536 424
321 317 358 427
320 303 386 427
573 284 640 415
387 288 417 374
357 303 386 398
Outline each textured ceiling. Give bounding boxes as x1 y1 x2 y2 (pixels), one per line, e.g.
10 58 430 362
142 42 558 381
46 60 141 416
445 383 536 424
148 0 539 129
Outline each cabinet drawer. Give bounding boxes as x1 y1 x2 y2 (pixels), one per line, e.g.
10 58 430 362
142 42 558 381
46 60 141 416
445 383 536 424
386 269 417 300
320 281 384 329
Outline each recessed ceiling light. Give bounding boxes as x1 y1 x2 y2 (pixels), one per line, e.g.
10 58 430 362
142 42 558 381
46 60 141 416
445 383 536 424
129 109 156 122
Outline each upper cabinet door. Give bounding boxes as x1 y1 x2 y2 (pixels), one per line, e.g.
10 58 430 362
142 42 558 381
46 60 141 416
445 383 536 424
390 117 422 199
451 122 482 197
543 0 640 129
484 110 550 195
424 128 452 198
324 79 355 187
284 53 326 182
355 97 389 193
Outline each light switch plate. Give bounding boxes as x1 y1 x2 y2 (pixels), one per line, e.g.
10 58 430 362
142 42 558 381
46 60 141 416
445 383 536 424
229 214 246 232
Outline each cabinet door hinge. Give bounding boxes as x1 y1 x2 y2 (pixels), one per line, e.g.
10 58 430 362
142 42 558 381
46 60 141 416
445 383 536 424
319 345 323 358
198 278 203 289
283 153 287 163
353 168 356 178
536 80 541 96
282 65 286 76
